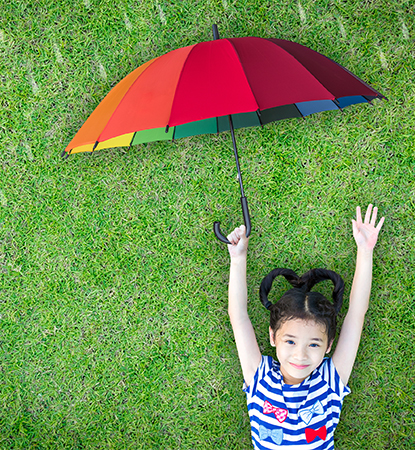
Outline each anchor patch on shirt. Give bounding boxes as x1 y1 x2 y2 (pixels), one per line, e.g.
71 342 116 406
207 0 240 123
263 400 288 422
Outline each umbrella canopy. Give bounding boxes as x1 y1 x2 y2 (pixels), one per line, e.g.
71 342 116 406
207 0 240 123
64 35 384 154
63 28 385 243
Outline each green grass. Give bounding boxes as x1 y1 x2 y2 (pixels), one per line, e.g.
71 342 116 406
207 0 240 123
1 0 414 448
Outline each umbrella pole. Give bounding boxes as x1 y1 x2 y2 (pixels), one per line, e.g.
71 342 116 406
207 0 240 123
228 115 252 237
212 24 252 244
213 115 252 244
229 116 245 198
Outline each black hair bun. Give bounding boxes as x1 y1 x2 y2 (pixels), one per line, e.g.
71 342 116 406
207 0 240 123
260 268 344 313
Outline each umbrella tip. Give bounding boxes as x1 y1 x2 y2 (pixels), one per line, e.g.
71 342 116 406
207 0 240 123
61 150 69 159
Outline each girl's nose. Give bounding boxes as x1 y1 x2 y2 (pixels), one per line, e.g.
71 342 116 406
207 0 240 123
294 346 308 360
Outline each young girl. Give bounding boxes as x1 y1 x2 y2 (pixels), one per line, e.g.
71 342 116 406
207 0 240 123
227 204 384 449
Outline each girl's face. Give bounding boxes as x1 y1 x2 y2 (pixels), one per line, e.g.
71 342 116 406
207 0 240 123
270 318 332 385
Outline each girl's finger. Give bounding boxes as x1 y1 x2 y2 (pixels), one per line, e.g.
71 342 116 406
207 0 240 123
352 219 358 236
356 206 362 225
227 231 237 244
376 216 385 231
370 206 378 226
364 204 373 224
228 225 246 245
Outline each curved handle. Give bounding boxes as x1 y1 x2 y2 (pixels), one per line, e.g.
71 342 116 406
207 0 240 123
213 197 251 244
213 222 231 245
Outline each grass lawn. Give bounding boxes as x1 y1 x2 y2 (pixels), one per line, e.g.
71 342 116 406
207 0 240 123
1 0 414 448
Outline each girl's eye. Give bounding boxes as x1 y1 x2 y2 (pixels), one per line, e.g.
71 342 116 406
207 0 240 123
310 343 320 348
286 340 295 345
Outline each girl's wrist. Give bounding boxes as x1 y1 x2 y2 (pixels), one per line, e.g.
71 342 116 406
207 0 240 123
356 247 374 257
230 254 247 264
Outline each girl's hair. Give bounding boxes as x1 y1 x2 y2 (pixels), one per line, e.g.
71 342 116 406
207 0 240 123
259 268 345 344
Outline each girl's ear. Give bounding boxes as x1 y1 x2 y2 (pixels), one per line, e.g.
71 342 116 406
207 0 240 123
326 340 334 354
269 327 276 347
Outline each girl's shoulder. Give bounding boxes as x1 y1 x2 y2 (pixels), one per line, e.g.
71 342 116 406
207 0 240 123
315 357 351 399
243 355 280 395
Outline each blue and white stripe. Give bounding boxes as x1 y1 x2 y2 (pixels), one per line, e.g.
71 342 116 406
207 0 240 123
243 356 350 449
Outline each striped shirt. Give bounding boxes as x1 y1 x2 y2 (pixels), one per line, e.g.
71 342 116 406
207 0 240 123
243 356 350 449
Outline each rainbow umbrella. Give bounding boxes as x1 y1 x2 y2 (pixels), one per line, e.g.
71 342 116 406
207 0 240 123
63 25 385 244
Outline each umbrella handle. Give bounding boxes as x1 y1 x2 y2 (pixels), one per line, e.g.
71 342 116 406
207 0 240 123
213 222 231 245
213 196 252 244
241 196 252 237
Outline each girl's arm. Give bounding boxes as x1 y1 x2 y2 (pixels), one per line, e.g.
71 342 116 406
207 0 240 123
228 225 262 386
333 205 385 386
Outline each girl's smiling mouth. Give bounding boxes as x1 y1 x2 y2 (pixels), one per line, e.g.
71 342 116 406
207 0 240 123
289 363 310 370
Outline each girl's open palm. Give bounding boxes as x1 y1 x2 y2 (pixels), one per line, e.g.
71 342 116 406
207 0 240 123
352 204 385 250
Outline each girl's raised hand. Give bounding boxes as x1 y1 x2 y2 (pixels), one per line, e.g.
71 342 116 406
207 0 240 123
352 204 385 251
227 225 249 259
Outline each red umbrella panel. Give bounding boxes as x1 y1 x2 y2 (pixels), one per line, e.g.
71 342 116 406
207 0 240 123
63 30 385 243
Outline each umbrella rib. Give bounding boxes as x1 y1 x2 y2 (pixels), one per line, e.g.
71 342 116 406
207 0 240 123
293 103 305 119
226 39 261 111
256 109 264 128
95 57 160 145
265 39 337 102
363 95 374 105
332 99 343 112
329 57 387 100
130 132 137 149
267 39 386 103
211 26 259 114
166 44 200 129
